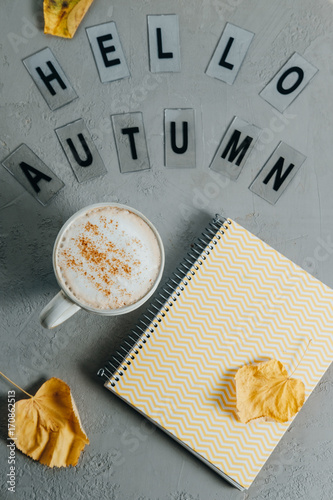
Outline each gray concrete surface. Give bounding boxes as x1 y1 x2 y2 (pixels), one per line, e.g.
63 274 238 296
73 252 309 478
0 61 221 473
1 0 333 499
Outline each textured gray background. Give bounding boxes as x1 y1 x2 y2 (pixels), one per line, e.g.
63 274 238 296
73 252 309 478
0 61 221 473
1 0 333 499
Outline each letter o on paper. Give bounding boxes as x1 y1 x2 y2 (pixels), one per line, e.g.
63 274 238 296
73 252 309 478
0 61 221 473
276 66 304 95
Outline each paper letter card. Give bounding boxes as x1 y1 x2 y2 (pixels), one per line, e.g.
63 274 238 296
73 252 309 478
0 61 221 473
210 117 261 180
23 48 77 111
206 23 254 85
148 15 181 73
55 119 107 182
2 144 64 206
86 22 130 83
112 112 150 173
165 109 195 168
249 141 306 204
260 53 318 112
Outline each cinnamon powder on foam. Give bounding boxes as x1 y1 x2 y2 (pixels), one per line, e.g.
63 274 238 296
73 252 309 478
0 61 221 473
57 209 159 310
67 222 139 303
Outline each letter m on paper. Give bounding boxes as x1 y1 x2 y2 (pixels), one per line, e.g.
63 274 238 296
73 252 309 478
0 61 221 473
210 117 261 180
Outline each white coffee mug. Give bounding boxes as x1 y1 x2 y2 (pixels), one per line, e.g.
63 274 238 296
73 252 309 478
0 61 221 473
40 203 165 329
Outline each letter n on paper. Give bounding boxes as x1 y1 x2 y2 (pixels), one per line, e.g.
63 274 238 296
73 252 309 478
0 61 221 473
249 141 306 204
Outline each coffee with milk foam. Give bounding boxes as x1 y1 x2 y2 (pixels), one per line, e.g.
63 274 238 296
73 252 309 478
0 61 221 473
55 206 161 310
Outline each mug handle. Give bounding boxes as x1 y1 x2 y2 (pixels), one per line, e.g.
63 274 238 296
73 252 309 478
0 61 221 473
40 290 81 329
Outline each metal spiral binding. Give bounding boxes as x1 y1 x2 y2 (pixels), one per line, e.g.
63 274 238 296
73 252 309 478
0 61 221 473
98 215 232 387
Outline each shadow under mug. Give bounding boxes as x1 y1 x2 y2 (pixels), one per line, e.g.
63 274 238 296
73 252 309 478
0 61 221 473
40 203 165 329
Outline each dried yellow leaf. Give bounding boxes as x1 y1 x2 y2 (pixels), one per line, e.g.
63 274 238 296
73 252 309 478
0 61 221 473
235 359 305 424
12 377 89 467
44 0 95 39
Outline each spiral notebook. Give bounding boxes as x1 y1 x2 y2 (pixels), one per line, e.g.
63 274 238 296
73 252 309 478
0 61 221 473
99 216 333 490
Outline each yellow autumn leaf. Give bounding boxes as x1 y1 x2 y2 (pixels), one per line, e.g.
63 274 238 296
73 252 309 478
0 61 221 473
235 359 305 424
44 0 95 39
12 377 89 467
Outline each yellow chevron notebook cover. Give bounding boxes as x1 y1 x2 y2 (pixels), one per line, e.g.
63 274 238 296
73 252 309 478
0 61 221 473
100 217 333 490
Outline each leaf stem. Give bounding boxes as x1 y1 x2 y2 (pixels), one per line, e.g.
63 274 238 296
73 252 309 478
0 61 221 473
288 338 312 378
0 371 33 398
